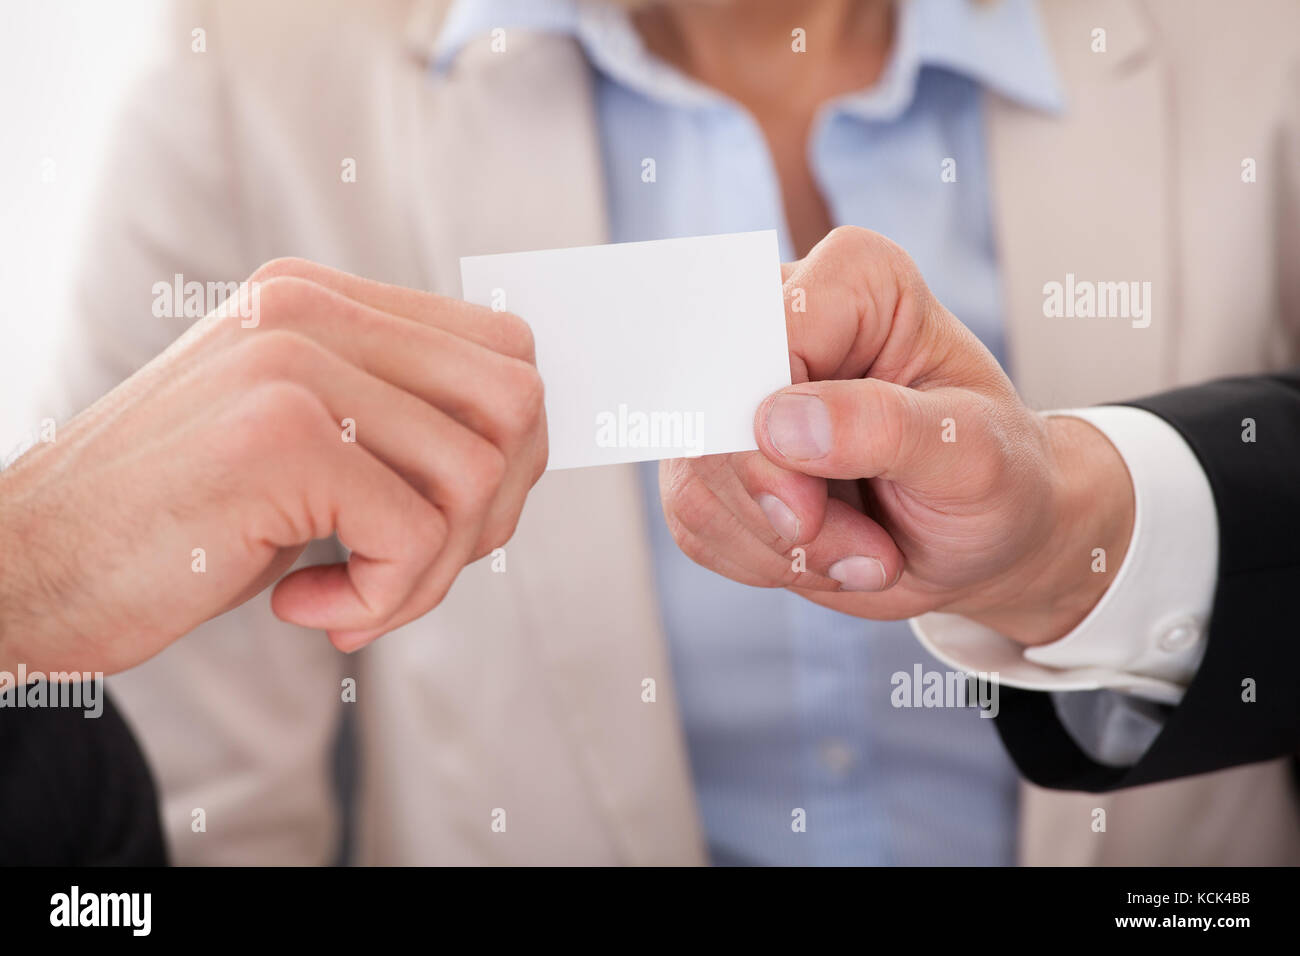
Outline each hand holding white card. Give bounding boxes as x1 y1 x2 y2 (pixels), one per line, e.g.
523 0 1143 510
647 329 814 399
460 230 792 470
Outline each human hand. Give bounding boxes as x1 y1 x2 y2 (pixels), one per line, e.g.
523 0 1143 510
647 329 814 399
660 227 1133 645
0 258 546 672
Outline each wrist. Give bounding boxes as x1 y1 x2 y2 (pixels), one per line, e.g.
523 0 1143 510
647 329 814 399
967 414 1135 645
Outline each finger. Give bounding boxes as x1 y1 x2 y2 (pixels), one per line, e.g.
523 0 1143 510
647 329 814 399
660 455 840 591
788 497 905 593
248 258 536 361
729 451 828 546
230 332 508 625
274 339 523 634
222 383 447 637
246 276 547 479
756 378 974 489
238 277 548 553
782 226 922 382
247 277 547 558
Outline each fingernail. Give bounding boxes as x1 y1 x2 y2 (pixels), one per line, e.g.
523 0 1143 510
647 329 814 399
755 493 800 541
828 556 887 592
766 394 831 460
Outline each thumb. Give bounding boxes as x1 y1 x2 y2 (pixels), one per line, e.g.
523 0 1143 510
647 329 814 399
755 378 972 488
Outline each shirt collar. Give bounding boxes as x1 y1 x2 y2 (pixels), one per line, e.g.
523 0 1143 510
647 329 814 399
906 0 1064 114
432 0 581 70
432 0 1064 117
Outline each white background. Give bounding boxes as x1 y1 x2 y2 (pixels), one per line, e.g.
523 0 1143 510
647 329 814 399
0 0 163 457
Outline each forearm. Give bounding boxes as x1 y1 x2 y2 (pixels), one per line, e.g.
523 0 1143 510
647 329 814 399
0 490 27 671
0 464 47 672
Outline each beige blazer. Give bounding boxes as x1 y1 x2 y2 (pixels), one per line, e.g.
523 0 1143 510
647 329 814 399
59 0 1300 864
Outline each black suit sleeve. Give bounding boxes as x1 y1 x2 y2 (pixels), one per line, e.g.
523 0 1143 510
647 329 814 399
992 369 1300 792
0 688 167 864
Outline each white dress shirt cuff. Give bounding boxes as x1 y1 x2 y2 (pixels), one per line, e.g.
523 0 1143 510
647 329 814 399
910 405 1219 707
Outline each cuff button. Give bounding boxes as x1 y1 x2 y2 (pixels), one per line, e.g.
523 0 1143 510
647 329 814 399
1157 617 1200 653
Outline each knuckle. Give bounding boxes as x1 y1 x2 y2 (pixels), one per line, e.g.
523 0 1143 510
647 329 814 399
824 224 872 249
531 422 550 481
823 225 891 267
493 310 536 361
480 510 522 555
495 359 546 436
239 328 320 382
248 257 316 286
662 469 726 543
261 381 331 433
219 381 329 459
368 594 407 628
405 498 449 560
891 391 929 475
823 226 919 292
848 382 911 477
465 356 546 452
827 225 905 265
444 439 507 512
875 386 911 452
475 442 510 491
463 304 535 360
503 312 536 356
249 274 324 327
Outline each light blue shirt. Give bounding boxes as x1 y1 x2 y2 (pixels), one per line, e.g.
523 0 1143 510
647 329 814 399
436 0 1065 865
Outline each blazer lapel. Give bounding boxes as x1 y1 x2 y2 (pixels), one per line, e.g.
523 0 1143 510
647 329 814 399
987 0 1176 409
401 10 707 864
989 0 1177 863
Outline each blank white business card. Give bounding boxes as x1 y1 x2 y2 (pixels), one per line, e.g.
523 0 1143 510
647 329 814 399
460 231 792 471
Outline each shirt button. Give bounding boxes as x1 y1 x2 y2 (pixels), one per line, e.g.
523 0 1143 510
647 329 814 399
1157 617 1200 653
819 739 855 776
